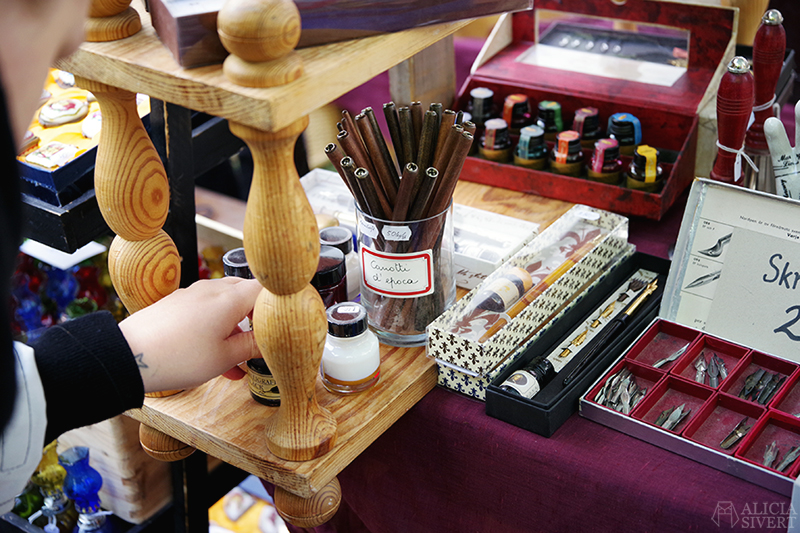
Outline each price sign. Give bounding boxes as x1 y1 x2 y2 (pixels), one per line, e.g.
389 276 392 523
706 229 800 361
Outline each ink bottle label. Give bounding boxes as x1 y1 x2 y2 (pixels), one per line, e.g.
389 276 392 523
247 358 280 406
500 370 541 398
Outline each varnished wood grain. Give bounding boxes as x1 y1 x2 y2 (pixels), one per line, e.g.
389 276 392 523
107 231 181 314
85 6 142 42
217 0 301 62
275 477 341 528
56 1 471 132
139 423 196 461
256 286 337 461
76 78 169 241
127 340 437 498
90 0 131 17
222 52 304 88
233 118 316 294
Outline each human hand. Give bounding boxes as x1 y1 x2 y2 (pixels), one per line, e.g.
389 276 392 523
118 277 262 393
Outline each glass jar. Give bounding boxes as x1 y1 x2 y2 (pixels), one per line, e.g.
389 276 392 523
607 112 642 156
499 356 556 399
549 130 584 177
587 138 623 184
479 118 512 163
321 302 381 394
502 94 532 135
572 107 602 148
626 144 663 193
311 245 346 308
320 226 360 301
537 100 563 142
514 124 548 170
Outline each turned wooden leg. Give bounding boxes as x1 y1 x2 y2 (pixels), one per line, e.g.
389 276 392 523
229 117 337 462
75 77 192 459
86 0 142 42
217 0 303 88
274 477 341 528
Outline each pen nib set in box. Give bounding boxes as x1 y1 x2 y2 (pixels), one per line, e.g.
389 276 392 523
428 204 630 400
454 0 736 220
581 179 800 496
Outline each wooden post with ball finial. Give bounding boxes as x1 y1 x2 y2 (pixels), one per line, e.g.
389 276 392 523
218 0 341 525
85 0 142 42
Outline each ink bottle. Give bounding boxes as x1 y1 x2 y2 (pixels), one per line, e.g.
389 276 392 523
514 124 548 170
222 248 280 407
312 245 347 308
246 357 280 406
479 118 512 163
572 107 602 149
537 100 563 142
607 113 642 156
626 144 663 193
499 356 556 399
321 302 380 394
466 87 497 127
587 138 623 184
320 226 360 301
502 94 532 135
473 266 533 312
549 130 584 177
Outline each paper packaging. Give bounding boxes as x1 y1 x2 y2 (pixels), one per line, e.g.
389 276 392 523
455 0 736 220
486 252 670 437
581 179 800 496
428 204 630 400
299 168 540 290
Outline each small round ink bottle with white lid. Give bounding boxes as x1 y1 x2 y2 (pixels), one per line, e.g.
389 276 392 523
321 302 380 394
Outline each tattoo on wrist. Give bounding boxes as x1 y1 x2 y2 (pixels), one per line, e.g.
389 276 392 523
134 353 148 369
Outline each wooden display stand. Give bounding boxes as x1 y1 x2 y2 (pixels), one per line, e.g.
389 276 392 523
59 0 470 526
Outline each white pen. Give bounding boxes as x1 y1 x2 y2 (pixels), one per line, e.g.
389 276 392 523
764 116 799 198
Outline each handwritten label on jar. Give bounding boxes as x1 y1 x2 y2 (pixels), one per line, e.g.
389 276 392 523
361 246 434 297
382 225 412 241
359 219 379 239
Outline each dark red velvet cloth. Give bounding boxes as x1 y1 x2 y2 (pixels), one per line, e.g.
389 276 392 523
264 386 790 532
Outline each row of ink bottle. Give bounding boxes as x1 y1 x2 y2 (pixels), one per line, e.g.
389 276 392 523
465 88 664 192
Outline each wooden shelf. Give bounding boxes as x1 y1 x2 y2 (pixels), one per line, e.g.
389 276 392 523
56 1 472 132
127 344 436 498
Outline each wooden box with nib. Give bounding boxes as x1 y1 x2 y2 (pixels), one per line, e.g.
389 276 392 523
454 0 737 220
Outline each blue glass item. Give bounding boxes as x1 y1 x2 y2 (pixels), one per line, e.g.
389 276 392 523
44 267 79 315
59 446 116 533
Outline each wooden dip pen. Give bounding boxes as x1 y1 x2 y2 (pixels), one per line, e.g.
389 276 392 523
70 0 468 527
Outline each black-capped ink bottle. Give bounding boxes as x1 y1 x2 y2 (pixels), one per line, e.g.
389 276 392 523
626 144 663 193
607 113 642 156
321 302 380 394
320 226 360 301
222 248 280 407
587 138 623 184
479 118 513 163
514 124 548 170
537 100 563 142
312 245 347 308
502 94 532 135
549 130 584 177
499 356 556 399
572 107 602 149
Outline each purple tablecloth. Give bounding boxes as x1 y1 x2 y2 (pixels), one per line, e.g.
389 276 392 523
265 386 791 532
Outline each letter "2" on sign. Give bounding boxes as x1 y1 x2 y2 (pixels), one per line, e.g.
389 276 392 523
775 305 800 341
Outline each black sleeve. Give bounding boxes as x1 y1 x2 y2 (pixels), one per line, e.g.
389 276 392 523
30 311 144 442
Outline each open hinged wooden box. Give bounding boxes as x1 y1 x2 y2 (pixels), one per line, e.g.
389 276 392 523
581 179 800 496
455 0 737 220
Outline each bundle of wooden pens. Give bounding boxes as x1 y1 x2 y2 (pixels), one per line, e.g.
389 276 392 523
325 102 475 222
325 102 474 340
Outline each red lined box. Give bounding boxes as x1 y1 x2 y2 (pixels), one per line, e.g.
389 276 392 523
735 412 800 478
631 376 712 434
720 351 797 407
623 319 699 370
683 394 765 455
670 335 748 390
